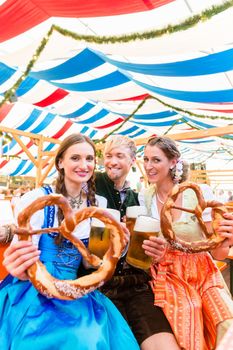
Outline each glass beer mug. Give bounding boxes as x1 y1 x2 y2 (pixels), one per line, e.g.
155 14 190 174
88 208 120 259
125 206 147 236
126 215 160 270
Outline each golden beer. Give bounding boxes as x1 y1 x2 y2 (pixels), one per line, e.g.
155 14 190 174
88 209 120 259
126 215 160 270
226 202 233 213
126 206 147 236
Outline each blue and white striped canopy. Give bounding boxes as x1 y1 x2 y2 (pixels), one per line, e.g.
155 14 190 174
0 0 233 176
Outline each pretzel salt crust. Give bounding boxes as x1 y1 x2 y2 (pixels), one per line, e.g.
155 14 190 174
14 194 125 300
160 182 228 253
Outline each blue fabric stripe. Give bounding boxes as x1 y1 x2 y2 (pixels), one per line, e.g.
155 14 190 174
75 109 109 124
0 62 15 85
16 77 38 96
3 139 17 152
179 139 213 144
30 48 105 80
127 110 177 120
17 109 42 130
48 169 57 177
129 129 146 138
61 103 94 118
133 79 233 103
30 113 55 134
20 162 34 175
52 71 129 91
88 130 97 139
80 126 89 133
97 47 233 77
132 118 181 127
119 125 139 135
184 116 220 129
44 143 56 152
10 160 27 176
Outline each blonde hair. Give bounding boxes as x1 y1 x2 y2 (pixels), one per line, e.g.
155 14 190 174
104 135 137 159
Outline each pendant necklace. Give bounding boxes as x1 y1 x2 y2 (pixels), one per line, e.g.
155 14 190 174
156 192 166 205
68 190 83 210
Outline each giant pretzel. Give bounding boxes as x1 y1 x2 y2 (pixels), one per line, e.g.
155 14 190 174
160 182 228 253
14 194 125 300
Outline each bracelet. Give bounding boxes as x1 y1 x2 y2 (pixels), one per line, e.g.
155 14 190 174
0 225 13 244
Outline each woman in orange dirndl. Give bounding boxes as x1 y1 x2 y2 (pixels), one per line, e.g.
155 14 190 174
139 136 233 350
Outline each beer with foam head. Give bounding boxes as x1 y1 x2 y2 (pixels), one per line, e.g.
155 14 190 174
126 215 160 270
126 206 147 237
88 208 120 258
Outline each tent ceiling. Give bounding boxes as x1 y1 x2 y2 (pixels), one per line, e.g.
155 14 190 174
0 0 233 177
0 0 174 42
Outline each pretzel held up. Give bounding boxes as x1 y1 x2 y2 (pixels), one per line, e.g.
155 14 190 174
14 194 125 300
160 182 228 253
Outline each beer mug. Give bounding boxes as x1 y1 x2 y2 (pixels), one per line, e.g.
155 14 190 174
88 208 120 259
225 202 233 213
126 206 147 236
126 215 160 270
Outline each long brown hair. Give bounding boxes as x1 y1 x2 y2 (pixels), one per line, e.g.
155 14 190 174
54 134 97 240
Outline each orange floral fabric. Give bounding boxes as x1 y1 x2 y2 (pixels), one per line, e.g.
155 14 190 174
150 249 233 350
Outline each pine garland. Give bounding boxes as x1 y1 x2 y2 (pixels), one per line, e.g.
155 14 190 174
53 0 233 44
0 0 232 142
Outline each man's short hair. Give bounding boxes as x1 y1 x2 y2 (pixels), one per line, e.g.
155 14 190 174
104 135 137 159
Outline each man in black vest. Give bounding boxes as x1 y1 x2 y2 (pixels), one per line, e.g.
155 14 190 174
95 135 177 349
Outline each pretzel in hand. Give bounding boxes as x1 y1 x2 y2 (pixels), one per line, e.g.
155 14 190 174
14 194 125 300
160 182 228 253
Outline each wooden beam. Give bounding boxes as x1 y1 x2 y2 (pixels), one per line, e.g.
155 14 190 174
0 125 61 144
135 125 233 146
39 158 56 187
192 169 233 173
13 134 38 166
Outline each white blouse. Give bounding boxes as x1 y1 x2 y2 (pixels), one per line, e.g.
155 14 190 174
13 187 107 246
138 183 215 223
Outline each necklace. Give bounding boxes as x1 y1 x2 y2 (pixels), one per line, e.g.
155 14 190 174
156 192 166 205
67 191 83 210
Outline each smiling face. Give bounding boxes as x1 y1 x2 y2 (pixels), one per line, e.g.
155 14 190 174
143 144 177 186
104 145 135 185
58 142 95 189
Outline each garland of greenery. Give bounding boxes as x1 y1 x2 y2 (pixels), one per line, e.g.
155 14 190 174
0 0 232 149
94 96 150 145
149 95 233 121
53 0 233 44
0 132 12 144
1 1 233 110
0 27 53 109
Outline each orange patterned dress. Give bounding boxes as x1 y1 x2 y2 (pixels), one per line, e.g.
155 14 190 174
150 249 233 349
139 185 233 350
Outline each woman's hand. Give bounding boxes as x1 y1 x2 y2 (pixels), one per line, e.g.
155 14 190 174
216 213 233 247
3 241 40 280
142 236 167 263
211 212 233 260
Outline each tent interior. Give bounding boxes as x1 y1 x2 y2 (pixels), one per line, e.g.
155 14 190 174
0 0 233 189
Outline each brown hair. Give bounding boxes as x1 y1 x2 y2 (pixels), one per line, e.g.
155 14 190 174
54 134 97 240
145 136 189 183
